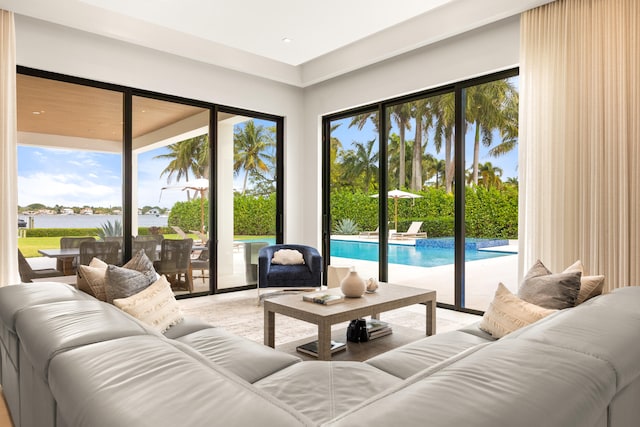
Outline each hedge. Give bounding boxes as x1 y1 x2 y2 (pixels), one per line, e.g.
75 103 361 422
24 226 172 238
329 186 517 239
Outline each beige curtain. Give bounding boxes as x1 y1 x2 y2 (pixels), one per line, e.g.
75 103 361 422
519 0 640 291
0 10 19 285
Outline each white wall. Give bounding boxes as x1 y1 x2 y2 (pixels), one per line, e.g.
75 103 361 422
301 16 521 247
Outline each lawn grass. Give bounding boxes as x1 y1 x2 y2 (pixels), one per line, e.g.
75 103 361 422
18 233 200 258
18 234 275 258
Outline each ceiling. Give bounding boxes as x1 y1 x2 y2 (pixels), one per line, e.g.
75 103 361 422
17 74 207 143
1 0 556 86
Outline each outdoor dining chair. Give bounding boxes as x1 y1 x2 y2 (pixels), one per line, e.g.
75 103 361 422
58 236 95 274
154 238 194 292
79 241 121 266
132 236 160 261
18 249 65 283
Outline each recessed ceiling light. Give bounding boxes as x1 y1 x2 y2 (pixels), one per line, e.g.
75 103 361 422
32 110 44 115
282 37 292 43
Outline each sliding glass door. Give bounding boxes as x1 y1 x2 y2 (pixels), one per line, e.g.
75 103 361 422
323 69 519 313
462 76 519 311
385 91 456 305
131 95 210 296
215 108 282 292
16 73 124 281
325 110 380 285
16 68 284 297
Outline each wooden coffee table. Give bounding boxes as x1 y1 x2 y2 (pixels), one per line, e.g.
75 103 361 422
264 283 436 360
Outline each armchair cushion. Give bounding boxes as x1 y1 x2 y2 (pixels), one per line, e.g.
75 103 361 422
272 249 305 265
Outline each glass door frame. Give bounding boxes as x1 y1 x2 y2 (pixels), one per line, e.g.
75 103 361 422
213 105 284 294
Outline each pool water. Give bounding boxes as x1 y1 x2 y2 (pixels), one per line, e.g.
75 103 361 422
236 237 513 268
330 239 511 268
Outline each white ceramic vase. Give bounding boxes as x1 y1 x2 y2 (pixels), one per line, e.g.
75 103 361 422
340 270 366 298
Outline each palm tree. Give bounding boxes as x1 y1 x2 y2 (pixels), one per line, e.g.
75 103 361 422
233 121 276 195
432 93 455 193
423 155 446 188
341 139 379 193
155 135 209 200
329 123 345 187
470 161 503 189
389 104 412 189
488 88 519 157
465 79 518 186
410 99 432 191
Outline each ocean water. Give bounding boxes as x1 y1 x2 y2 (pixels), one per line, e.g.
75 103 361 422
20 214 168 229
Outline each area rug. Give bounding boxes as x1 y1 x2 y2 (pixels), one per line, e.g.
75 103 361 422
177 289 479 346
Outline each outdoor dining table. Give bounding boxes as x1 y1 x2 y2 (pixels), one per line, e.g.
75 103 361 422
38 243 202 275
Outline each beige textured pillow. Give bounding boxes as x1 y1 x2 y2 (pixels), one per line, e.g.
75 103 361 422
272 249 305 265
576 275 605 304
562 260 605 304
480 283 557 339
113 276 183 333
77 257 109 301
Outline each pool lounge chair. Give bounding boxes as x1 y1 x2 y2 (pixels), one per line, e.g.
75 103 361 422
391 221 427 239
359 227 379 238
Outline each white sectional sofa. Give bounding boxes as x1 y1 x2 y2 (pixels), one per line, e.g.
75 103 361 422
1 281 639 427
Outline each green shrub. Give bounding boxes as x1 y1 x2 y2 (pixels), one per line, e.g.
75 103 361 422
332 218 359 235
168 198 209 232
329 186 517 240
25 228 99 238
234 193 276 235
96 219 122 240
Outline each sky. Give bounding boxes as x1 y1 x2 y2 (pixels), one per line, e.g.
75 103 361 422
17 119 271 210
17 145 188 209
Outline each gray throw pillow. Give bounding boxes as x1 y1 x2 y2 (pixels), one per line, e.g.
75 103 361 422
104 265 155 304
123 249 157 283
518 260 582 309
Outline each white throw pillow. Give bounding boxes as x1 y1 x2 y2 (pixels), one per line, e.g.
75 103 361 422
113 276 183 333
271 249 305 265
479 283 557 339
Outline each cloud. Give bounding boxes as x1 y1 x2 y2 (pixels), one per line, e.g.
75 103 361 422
18 172 120 208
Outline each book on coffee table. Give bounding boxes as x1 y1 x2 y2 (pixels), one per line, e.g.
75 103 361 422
302 293 345 305
296 340 346 357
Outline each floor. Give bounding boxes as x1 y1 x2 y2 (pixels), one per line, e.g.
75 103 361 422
0 390 12 427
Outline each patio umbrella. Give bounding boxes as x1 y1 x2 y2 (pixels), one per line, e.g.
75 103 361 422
371 189 422 231
159 178 209 233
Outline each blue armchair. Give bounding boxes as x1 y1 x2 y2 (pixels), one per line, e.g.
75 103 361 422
258 244 322 289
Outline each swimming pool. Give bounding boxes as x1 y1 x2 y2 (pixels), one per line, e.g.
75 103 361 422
330 239 513 268
237 237 514 268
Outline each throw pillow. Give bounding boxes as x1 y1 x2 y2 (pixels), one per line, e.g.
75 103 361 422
561 260 605 304
104 264 155 304
518 259 582 309
272 249 305 265
123 249 157 283
113 276 184 333
76 257 109 301
576 274 605 304
479 283 557 339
